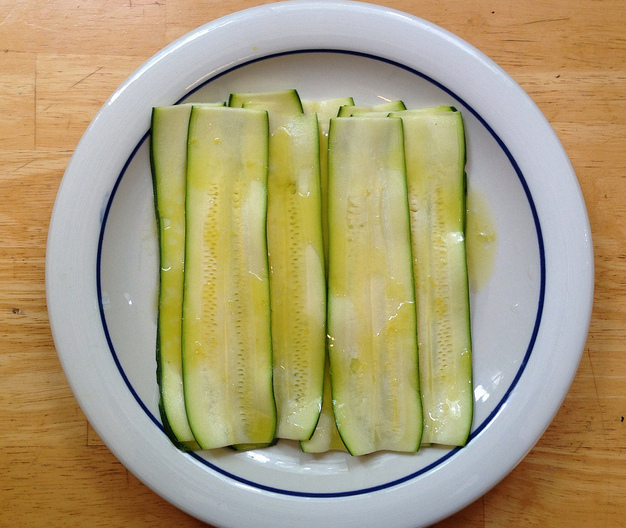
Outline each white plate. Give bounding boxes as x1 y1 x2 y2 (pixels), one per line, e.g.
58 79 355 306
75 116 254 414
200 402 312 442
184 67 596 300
46 2 594 526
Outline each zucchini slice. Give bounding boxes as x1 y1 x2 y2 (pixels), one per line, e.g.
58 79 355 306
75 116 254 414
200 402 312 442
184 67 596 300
302 97 354 272
151 102 226 450
229 89 303 127
182 106 276 449
151 104 199 450
391 107 473 446
230 90 326 441
300 97 354 453
327 116 422 456
267 113 326 440
300 355 348 453
337 100 406 117
300 98 354 454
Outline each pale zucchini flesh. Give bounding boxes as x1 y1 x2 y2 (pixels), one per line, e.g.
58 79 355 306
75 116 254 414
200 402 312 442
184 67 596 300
229 90 326 441
327 116 422 456
182 106 276 449
391 108 473 446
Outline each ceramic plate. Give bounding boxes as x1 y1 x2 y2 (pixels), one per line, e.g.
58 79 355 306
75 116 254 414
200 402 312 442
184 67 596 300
46 2 594 526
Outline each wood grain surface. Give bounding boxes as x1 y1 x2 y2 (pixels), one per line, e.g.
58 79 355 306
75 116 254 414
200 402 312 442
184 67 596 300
1 0 624 526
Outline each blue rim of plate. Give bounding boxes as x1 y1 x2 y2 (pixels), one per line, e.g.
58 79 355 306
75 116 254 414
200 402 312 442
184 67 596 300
96 49 546 499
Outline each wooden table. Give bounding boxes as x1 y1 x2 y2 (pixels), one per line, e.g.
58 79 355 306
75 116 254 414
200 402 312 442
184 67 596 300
1 0 623 526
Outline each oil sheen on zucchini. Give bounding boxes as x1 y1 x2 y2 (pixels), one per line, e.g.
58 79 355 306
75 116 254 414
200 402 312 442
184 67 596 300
327 116 422 456
391 107 473 446
230 90 326 441
182 106 276 449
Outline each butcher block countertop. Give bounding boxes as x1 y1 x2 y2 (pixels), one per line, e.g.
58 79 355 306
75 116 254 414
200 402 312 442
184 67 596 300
1 0 624 526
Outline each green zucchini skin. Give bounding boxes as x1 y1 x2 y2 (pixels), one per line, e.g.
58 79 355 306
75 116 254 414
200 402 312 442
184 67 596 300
182 105 276 449
327 116 423 456
391 107 473 446
230 91 326 442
